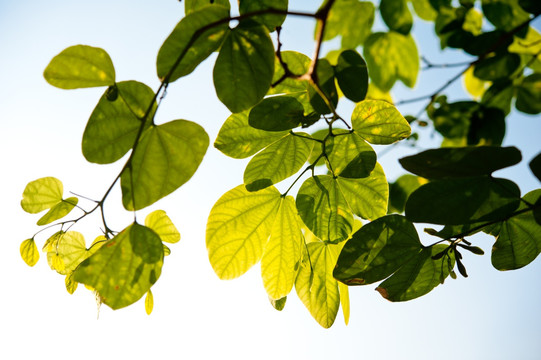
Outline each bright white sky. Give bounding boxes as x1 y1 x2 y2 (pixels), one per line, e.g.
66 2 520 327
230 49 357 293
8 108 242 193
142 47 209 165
1 1 540 359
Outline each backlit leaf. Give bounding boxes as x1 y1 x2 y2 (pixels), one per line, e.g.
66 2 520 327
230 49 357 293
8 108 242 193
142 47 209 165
405 177 521 225
51 231 89 275
239 0 288 31
352 100 411 144
145 290 154 315
206 185 282 279
338 282 350 325
375 244 454 301
482 0 530 32
44 45 115 89
214 23 275 112
82 81 156 164
321 0 375 48
37 197 78 226
296 175 353 243
145 210 180 244
214 111 288 159
184 0 230 14
244 133 313 192
463 66 491 99
326 131 376 178
121 120 209 210
380 0 413 35
334 215 422 285
73 223 164 310
21 177 63 214
410 0 438 21
262 196 303 300
157 6 230 82
20 239 39 267
65 272 78 294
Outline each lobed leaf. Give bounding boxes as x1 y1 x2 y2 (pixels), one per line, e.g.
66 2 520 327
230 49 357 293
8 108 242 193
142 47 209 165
37 197 78 226
145 210 180 244
334 50 369 103
21 177 63 214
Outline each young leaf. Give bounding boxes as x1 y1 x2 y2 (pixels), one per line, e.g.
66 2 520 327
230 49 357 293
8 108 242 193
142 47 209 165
336 163 389 220
399 146 522 179
491 189 541 270
44 45 115 89
145 210 181 244
262 196 303 300
49 231 89 275
295 241 343 328
21 177 63 214
214 111 288 159
363 32 419 92
156 6 230 82
380 0 413 35
65 272 78 295
73 223 164 310
37 197 78 226
248 96 304 131
326 131 376 178
405 177 521 225
213 23 275 113
239 0 288 31
334 50 369 102
121 120 209 210
82 81 157 164
20 239 39 267
375 244 455 302
206 185 282 280
352 100 411 144
244 133 313 192
296 175 353 243
320 0 375 48
145 290 154 315
334 215 422 285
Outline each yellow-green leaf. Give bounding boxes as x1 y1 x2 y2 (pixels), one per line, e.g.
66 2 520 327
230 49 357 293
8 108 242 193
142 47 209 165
206 185 282 280
37 197 78 226
21 177 63 214
20 239 39 267
145 290 154 315
65 272 78 294
338 282 350 326
145 210 180 244
352 100 411 144
261 196 303 300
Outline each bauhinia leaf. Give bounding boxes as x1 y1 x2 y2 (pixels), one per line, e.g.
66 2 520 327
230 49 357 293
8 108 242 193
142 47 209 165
20 239 40 267
334 49 369 102
248 96 304 132
352 100 411 144
239 0 288 31
145 210 180 244
326 130 376 178
44 45 115 89
206 185 282 280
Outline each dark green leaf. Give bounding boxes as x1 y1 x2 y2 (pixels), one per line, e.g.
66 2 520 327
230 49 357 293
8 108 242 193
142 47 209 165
406 176 521 225
157 6 230 82
399 146 522 179
380 0 413 35
388 174 425 214
481 79 515 115
518 0 541 14
530 152 541 182
248 96 304 131
492 190 541 270
121 120 208 210
334 215 422 285
82 81 156 164
334 50 368 102
239 0 288 31
73 223 164 310
214 111 288 159
44 45 115 89
482 0 530 32
214 23 275 113
309 59 338 115
320 0 375 48
269 296 287 311
516 73 541 114
473 52 521 81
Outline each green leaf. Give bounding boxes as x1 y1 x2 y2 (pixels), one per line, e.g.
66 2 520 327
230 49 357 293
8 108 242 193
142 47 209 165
37 197 78 226
269 296 287 311
295 241 343 328
530 153 541 182
244 133 313 191
184 0 230 14
82 81 156 164
481 79 515 116
206 185 282 279
326 131 376 178
334 215 422 285
214 111 288 159
463 66 490 99
321 0 375 48
336 163 389 220
380 0 413 35
296 175 353 243
145 290 154 315
352 100 411 144
21 177 63 214
239 0 288 31
308 59 338 115
388 175 425 214
145 210 180 244
248 96 304 131
399 146 522 179
43 45 115 89
482 0 530 32
410 0 438 21
20 239 39 267
363 32 419 92
48 231 89 275
156 6 230 82
262 196 303 300
213 23 275 113
518 0 541 13
338 282 350 325
516 73 541 114
405 177 521 225
491 190 541 270
121 120 209 210
74 223 164 310
375 244 454 301
334 50 369 102
473 52 521 81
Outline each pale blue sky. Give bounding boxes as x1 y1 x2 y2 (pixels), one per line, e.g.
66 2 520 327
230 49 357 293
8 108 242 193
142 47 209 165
1 1 540 359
